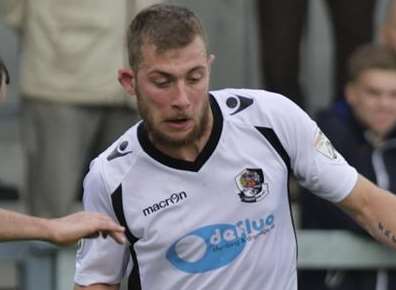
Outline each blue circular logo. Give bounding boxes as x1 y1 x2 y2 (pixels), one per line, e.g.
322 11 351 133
166 224 246 273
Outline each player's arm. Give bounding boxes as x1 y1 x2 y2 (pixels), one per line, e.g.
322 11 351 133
0 209 126 245
0 209 50 241
46 212 126 246
74 283 119 290
338 174 396 248
74 158 130 286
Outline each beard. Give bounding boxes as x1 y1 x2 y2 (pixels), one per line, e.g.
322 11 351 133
136 88 211 149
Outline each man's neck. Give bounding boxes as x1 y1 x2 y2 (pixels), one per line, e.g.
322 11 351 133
364 130 386 147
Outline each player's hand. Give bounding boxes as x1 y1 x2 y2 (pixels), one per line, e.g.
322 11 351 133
48 212 126 246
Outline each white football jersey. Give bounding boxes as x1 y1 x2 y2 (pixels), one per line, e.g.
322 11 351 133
74 89 357 290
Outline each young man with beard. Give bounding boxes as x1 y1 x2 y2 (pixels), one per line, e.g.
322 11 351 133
74 4 396 290
0 58 126 246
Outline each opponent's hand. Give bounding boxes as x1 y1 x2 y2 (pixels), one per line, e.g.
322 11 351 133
47 212 126 246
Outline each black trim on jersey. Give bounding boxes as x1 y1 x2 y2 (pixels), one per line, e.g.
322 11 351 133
137 94 223 172
111 186 141 290
255 127 291 171
255 127 298 259
286 172 299 261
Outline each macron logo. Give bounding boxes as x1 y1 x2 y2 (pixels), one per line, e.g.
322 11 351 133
143 191 187 216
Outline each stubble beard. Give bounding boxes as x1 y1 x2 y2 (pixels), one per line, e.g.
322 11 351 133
136 90 211 149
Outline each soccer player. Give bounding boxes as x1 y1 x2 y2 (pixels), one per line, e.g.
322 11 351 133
74 4 396 290
0 58 126 245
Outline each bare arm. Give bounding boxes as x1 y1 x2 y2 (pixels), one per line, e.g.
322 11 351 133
74 283 120 290
338 174 396 248
0 209 126 245
0 209 54 242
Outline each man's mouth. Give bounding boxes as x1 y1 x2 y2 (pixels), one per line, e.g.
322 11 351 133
165 117 193 129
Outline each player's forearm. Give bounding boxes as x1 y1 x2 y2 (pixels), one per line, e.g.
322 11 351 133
338 175 396 249
363 189 396 248
74 284 119 290
0 209 52 242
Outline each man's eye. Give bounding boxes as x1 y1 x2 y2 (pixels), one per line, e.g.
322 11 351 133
153 79 171 87
188 75 203 84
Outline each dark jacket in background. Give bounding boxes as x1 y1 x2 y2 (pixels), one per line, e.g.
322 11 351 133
298 100 396 290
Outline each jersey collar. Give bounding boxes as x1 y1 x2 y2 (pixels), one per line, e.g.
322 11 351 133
137 94 223 172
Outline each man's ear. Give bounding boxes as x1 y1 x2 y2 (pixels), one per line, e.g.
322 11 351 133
378 26 387 46
118 68 136 96
208 54 215 66
0 78 7 102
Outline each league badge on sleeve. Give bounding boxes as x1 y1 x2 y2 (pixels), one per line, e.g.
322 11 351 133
235 168 269 203
314 130 337 160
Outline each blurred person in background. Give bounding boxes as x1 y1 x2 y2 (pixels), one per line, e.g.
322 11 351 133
257 0 376 108
299 44 396 290
0 0 161 218
0 57 126 245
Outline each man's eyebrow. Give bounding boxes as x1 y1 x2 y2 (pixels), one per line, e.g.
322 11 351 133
148 70 173 77
147 65 206 78
188 66 205 74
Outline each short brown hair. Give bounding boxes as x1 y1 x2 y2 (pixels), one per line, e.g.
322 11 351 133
127 4 208 70
348 44 396 82
0 57 10 86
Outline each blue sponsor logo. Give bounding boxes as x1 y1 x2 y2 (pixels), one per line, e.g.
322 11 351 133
166 214 275 273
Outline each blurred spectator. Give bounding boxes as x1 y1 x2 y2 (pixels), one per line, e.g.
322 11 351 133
299 44 396 290
0 0 160 217
257 0 376 108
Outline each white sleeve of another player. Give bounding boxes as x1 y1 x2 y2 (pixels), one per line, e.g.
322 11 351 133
74 158 130 286
272 97 358 203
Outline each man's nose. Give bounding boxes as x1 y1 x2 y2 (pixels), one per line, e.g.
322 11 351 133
172 81 190 108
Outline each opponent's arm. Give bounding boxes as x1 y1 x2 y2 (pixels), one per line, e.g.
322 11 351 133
0 209 126 245
338 174 396 248
74 283 120 290
0 209 60 242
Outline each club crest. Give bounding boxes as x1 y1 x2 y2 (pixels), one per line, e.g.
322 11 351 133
314 130 337 160
235 168 269 203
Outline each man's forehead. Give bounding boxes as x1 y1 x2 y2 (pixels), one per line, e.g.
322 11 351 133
358 69 396 80
141 34 206 54
139 39 208 71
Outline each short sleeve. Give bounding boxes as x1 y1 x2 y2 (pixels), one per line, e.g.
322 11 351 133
270 96 358 202
74 158 130 286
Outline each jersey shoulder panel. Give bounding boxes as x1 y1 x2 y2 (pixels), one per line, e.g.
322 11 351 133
91 122 143 195
210 88 303 129
210 88 313 156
